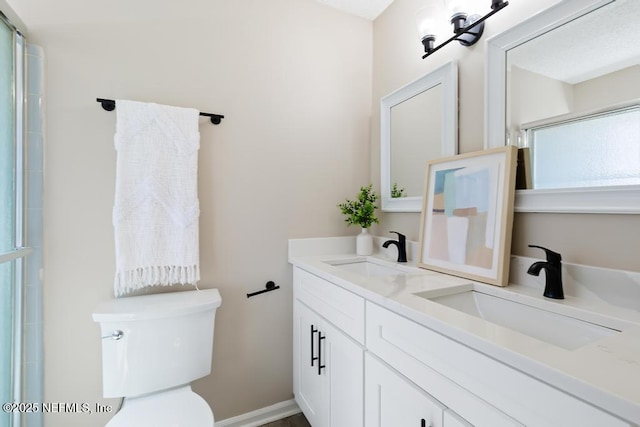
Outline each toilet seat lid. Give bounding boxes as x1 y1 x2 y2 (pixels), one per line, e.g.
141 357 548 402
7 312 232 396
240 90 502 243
106 386 213 427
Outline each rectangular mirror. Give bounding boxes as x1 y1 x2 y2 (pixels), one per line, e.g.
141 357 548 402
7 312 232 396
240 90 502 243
381 61 458 212
486 0 640 213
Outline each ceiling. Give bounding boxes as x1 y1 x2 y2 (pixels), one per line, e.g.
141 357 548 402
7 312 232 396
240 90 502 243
315 0 395 20
5 0 396 25
507 0 640 84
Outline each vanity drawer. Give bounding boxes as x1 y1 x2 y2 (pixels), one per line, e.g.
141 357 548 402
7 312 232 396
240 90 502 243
366 302 630 427
294 267 365 343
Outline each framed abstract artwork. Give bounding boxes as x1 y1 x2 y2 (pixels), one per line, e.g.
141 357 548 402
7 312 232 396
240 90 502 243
418 146 518 286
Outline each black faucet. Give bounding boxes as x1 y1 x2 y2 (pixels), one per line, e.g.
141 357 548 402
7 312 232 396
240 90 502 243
527 245 564 299
382 231 407 263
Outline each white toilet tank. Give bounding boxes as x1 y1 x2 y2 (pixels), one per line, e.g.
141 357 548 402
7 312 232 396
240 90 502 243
92 289 221 398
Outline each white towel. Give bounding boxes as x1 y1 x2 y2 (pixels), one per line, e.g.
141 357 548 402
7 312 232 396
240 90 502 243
113 100 200 296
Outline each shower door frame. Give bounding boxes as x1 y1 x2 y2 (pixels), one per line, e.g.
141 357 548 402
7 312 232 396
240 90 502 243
0 10 28 427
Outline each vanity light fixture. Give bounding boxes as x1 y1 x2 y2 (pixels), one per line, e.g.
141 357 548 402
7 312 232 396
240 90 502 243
417 0 508 59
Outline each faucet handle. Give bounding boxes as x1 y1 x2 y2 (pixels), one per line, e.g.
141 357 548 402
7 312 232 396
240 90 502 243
528 245 562 265
389 231 406 242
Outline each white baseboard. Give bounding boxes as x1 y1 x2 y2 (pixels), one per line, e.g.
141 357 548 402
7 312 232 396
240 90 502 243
215 399 301 427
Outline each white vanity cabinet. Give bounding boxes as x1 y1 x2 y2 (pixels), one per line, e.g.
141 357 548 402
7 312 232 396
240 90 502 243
293 268 365 427
292 262 634 427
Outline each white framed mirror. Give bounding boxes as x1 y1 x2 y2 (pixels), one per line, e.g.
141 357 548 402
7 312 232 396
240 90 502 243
486 0 640 213
381 61 458 212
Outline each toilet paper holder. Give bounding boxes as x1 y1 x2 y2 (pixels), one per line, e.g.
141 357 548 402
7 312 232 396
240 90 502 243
246 281 280 298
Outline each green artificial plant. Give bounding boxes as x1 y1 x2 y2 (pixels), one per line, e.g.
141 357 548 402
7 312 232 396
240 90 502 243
338 184 379 229
391 183 406 198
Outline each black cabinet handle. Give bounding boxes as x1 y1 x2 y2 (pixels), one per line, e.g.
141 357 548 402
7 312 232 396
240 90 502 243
317 332 326 375
311 325 318 367
421 419 426 427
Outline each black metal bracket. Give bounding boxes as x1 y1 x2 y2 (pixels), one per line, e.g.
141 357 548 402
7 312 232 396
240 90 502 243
97 98 116 111
246 281 280 298
96 98 224 125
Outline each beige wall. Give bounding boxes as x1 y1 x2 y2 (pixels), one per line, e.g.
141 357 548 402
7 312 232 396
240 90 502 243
508 65 573 128
10 0 371 425
573 65 640 111
372 0 640 272
508 64 640 129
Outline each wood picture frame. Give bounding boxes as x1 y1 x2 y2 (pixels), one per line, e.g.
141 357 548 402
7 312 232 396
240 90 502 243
418 146 518 286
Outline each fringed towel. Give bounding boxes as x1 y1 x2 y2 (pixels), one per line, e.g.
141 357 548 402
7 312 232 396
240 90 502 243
113 100 200 296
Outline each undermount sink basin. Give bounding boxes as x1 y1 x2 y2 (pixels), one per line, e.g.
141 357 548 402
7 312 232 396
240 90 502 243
415 289 620 350
325 259 407 277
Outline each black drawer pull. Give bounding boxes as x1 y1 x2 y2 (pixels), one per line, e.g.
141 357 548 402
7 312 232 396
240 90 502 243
317 332 326 375
311 325 318 367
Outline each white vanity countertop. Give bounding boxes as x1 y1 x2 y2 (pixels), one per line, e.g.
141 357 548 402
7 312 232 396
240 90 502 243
288 237 640 424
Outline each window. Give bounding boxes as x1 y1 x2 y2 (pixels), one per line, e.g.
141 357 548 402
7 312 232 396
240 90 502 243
524 105 640 190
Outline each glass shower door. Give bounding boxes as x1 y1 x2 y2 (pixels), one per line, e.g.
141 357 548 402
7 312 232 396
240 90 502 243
1 15 19 427
1 17 16 427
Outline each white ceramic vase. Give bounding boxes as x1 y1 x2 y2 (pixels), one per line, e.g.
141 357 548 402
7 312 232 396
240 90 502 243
356 228 373 256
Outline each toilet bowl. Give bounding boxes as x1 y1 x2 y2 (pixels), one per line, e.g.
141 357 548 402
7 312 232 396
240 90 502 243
92 288 222 426
104 385 212 427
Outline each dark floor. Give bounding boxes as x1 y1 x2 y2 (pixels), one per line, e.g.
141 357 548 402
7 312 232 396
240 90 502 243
259 412 311 427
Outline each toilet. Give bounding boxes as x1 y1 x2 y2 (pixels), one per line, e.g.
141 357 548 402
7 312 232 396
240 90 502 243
92 288 222 427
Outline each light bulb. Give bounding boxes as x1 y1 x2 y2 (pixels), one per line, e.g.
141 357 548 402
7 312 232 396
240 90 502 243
415 2 447 41
444 0 463 15
416 8 436 40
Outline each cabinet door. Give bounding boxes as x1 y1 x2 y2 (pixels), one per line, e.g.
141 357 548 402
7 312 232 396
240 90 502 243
294 301 329 426
365 353 444 427
323 314 363 427
294 301 364 427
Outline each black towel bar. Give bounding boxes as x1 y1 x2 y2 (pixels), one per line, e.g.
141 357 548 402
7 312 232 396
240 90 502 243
96 98 225 125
